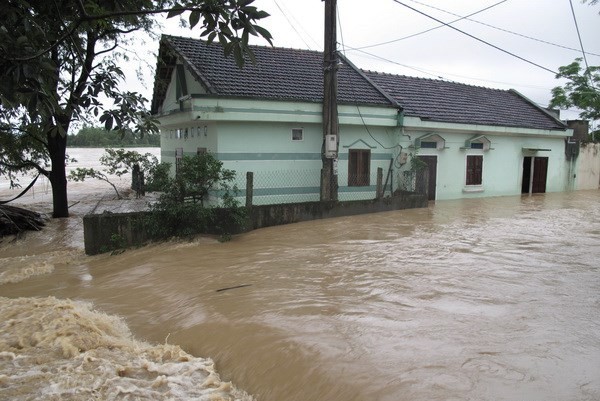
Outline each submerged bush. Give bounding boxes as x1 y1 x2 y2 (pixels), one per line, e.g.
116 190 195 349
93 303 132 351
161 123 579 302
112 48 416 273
144 153 246 241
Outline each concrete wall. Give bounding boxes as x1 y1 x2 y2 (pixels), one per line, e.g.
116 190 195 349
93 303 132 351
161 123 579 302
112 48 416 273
576 142 600 190
157 96 400 203
82 193 428 255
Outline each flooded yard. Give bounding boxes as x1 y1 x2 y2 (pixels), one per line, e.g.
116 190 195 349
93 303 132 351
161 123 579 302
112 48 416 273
1 188 599 400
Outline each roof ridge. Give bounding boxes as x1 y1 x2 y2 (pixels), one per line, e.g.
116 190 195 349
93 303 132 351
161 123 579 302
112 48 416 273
163 34 325 56
163 35 217 94
362 69 509 93
339 53 400 109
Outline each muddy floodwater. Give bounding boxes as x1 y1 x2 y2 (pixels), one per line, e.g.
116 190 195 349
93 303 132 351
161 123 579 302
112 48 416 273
1 189 599 400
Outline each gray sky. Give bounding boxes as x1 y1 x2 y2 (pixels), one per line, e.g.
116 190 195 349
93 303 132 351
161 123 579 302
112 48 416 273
149 0 599 121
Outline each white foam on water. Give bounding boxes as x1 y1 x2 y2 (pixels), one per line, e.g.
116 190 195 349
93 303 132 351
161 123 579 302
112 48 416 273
0 296 253 401
0 259 55 285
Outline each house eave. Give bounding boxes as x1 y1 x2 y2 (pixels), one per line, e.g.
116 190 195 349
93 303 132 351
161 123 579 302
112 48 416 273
403 116 572 137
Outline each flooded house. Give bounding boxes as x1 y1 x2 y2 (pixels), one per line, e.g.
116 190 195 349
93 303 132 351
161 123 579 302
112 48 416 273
150 35 574 203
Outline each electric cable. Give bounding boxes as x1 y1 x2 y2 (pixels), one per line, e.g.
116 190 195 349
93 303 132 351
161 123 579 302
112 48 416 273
352 0 508 51
337 6 405 183
337 8 402 152
398 0 600 57
273 0 317 50
390 0 558 75
568 0 593 76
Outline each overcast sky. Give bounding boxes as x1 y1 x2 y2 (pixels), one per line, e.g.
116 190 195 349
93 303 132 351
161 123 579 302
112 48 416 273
143 0 600 121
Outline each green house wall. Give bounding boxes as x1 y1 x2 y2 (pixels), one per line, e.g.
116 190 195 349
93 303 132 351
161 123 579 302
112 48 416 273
156 67 573 203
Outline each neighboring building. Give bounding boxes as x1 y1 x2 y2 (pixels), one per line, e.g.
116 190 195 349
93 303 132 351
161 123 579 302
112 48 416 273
151 35 574 203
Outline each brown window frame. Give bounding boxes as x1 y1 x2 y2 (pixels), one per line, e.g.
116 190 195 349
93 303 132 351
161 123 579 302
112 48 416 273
466 155 483 186
348 149 371 187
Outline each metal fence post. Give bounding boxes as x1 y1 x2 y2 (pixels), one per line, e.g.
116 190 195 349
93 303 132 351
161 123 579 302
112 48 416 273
376 167 383 199
246 172 254 208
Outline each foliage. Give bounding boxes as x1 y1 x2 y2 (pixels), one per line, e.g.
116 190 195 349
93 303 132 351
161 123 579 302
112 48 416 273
166 153 237 206
0 0 272 218
68 148 159 198
145 153 246 241
99 148 158 177
549 58 600 121
68 126 160 147
69 167 123 199
145 162 172 192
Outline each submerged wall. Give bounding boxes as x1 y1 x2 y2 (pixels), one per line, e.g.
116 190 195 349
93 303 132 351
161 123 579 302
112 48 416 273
83 192 427 255
576 143 600 190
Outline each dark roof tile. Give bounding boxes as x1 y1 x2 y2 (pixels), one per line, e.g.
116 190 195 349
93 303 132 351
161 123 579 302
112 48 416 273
161 35 391 106
151 35 566 131
363 71 565 130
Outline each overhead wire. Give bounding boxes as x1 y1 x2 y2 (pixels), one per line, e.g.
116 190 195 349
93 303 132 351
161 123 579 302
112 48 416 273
273 0 319 50
352 0 508 51
568 0 593 76
336 3 404 175
389 0 557 75
402 0 600 58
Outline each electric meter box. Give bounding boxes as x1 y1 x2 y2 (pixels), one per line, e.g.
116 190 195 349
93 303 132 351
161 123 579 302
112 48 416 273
325 134 337 158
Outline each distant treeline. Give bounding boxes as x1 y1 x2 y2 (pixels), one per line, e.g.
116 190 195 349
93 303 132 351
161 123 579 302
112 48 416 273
68 126 160 147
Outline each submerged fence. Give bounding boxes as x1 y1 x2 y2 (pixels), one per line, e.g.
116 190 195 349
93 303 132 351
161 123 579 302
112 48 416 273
232 167 429 206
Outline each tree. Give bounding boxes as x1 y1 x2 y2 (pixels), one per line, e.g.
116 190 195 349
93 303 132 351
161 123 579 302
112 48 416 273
69 126 160 147
549 58 600 121
146 152 245 240
0 0 272 218
68 148 159 198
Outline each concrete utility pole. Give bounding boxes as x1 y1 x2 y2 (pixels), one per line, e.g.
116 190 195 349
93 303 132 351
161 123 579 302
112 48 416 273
321 0 339 201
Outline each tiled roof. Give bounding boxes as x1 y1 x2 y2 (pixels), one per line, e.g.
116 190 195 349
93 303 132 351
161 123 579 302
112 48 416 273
363 71 565 130
151 35 566 131
155 35 392 108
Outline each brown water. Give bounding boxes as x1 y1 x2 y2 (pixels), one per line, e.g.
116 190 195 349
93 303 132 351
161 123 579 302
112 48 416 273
1 190 599 401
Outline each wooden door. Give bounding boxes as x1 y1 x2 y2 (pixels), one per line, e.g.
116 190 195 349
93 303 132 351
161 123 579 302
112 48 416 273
522 156 548 194
532 157 548 193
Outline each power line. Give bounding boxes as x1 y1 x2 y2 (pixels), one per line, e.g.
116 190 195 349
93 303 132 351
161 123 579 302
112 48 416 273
568 0 591 71
345 43 569 106
273 0 316 50
405 0 600 58
390 0 558 75
353 0 508 51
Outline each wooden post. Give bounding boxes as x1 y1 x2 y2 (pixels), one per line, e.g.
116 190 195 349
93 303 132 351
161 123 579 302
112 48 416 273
376 167 383 199
321 0 338 202
246 172 253 208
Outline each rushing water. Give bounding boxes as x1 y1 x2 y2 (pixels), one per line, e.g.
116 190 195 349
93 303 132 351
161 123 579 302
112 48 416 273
1 162 599 400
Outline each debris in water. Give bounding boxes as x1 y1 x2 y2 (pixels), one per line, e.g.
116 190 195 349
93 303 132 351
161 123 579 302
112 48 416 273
0 205 46 236
216 284 252 293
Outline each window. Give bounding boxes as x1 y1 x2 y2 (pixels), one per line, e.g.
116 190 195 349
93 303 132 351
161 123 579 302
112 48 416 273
420 141 438 149
197 147 207 155
466 155 483 186
291 128 303 141
470 142 484 149
348 149 371 186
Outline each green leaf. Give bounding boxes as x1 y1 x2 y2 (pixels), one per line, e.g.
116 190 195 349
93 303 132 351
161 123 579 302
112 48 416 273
253 10 270 19
167 6 185 19
224 41 235 57
189 10 201 28
233 44 244 67
207 31 217 44
104 115 113 131
254 25 273 44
